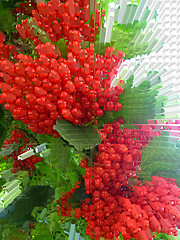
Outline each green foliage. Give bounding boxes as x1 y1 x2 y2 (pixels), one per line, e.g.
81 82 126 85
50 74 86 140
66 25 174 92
112 21 148 59
2 113 14 140
53 120 101 151
30 189 89 239
68 217 88 239
0 155 6 168
0 108 9 149
94 41 116 56
1 0 23 9
113 78 160 124
55 38 68 58
30 208 88 240
92 76 160 128
31 161 61 188
0 3 16 36
94 21 148 59
0 218 26 240
69 147 86 175
47 212 67 239
30 222 54 240
0 177 6 192
5 186 54 226
49 137 72 172
30 137 81 191
140 134 180 186
154 232 180 240
55 185 71 202
36 133 55 145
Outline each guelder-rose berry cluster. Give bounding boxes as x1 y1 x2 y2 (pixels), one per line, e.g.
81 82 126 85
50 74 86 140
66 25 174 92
0 32 18 60
12 154 42 175
11 0 37 19
0 0 124 135
56 181 81 219
56 120 180 239
0 45 123 135
61 176 180 240
93 121 160 194
3 128 42 175
132 176 180 235
16 0 105 44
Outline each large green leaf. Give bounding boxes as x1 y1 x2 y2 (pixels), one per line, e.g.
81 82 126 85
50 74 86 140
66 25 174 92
53 120 101 151
139 134 180 185
113 79 159 124
0 3 16 35
49 138 71 171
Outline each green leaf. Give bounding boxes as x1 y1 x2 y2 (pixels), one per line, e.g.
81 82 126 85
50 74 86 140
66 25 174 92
3 231 26 240
31 207 43 218
49 138 71 170
96 111 114 129
47 212 63 235
140 134 180 185
36 133 55 145
113 79 159 124
65 171 79 186
55 39 68 58
53 120 101 151
0 4 16 35
31 222 54 240
47 212 59 224
32 161 63 188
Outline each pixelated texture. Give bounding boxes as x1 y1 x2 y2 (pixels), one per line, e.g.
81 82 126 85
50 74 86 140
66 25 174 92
140 133 180 185
111 21 148 59
54 120 102 151
0 0 180 239
113 78 160 124
57 121 180 239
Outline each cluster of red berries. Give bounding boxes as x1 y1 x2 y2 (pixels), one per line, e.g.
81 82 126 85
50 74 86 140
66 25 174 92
0 0 124 136
56 120 180 240
93 121 160 194
11 0 37 19
15 0 105 44
12 154 42 175
3 128 43 175
60 177 180 240
28 220 35 229
0 32 18 60
56 181 81 219
0 44 123 135
132 176 180 235
11 0 105 49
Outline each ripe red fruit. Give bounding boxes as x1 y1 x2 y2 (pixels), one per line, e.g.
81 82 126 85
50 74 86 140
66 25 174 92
64 81 75 93
80 158 89 169
117 144 128 154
